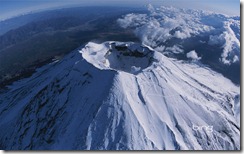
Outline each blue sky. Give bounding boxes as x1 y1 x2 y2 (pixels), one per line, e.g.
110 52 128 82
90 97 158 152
0 0 240 20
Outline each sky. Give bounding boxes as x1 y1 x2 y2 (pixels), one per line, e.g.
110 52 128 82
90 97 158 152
0 0 240 20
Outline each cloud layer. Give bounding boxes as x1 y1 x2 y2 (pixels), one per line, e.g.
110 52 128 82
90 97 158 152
117 5 240 64
187 50 201 60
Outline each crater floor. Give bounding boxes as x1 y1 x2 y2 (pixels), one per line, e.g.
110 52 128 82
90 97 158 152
80 42 155 74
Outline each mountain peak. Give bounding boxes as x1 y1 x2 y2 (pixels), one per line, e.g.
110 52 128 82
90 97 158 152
80 42 154 74
0 41 240 150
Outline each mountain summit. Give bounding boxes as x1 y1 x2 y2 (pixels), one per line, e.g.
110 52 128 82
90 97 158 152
0 41 240 150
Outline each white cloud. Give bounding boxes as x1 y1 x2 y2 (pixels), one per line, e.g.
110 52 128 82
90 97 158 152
174 30 191 39
117 5 240 65
165 45 184 54
208 21 240 65
117 5 215 48
154 46 165 52
208 34 225 45
220 22 240 65
233 55 239 63
186 50 201 60
117 13 147 29
147 3 155 14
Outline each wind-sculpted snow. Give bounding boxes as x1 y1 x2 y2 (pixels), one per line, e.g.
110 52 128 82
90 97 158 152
0 42 240 150
117 5 240 65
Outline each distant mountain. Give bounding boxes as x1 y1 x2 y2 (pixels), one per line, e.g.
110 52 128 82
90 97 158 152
0 41 239 150
0 7 143 87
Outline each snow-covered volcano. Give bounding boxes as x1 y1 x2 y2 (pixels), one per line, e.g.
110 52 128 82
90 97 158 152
0 41 240 150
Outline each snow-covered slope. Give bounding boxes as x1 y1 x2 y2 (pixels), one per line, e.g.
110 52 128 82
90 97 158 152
0 41 240 150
